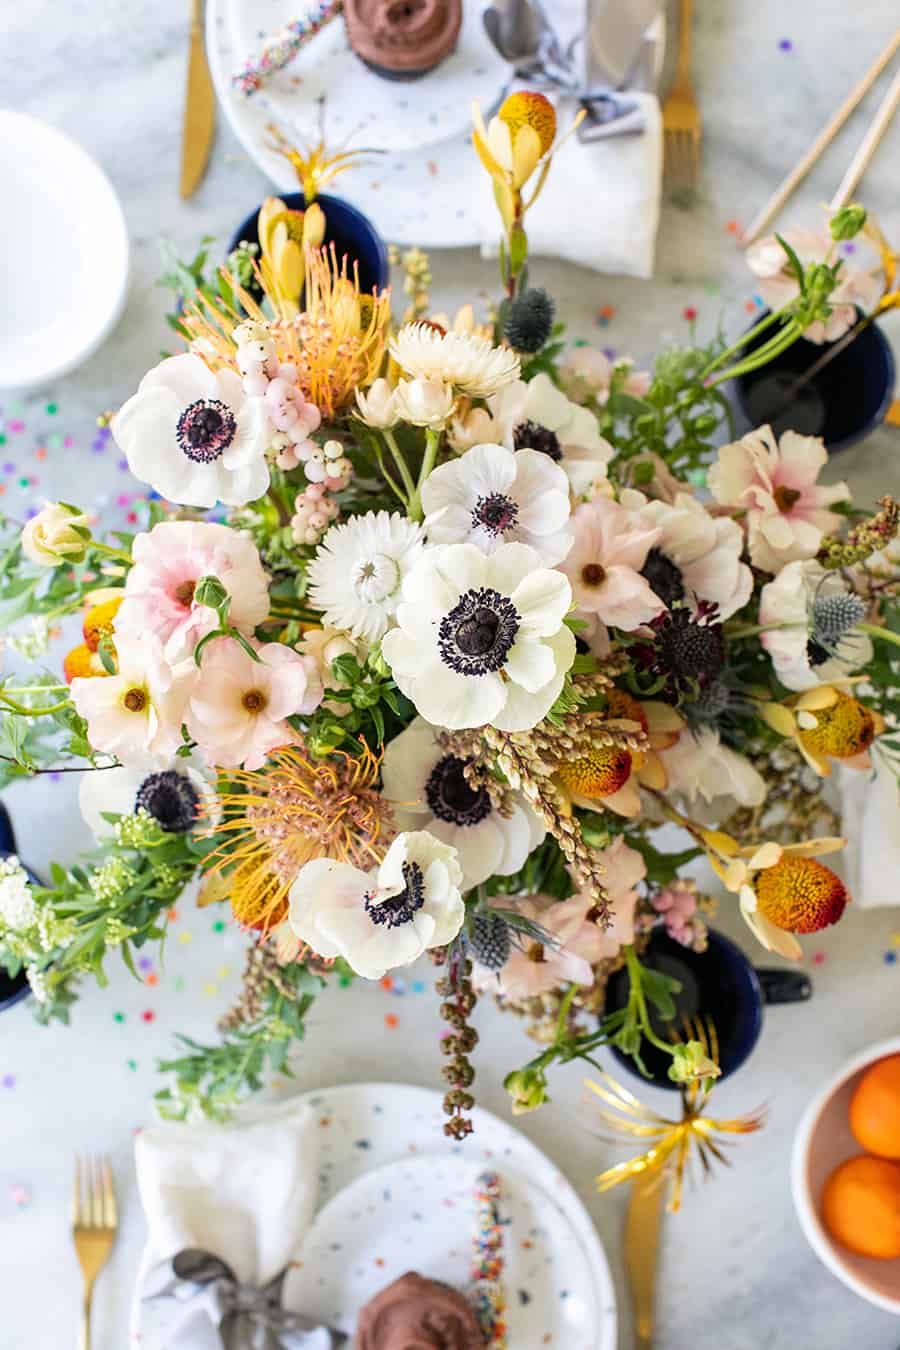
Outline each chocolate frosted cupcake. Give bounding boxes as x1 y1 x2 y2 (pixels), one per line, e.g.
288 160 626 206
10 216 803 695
355 1271 485 1348
345 0 463 81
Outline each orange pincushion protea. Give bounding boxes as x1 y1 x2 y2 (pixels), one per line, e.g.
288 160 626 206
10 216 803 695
754 855 849 934
498 91 557 157
83 596 123 652
798 691 878 762
63 643 107 682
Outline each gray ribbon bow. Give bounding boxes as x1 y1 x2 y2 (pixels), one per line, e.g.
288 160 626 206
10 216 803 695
146 1249 347 1350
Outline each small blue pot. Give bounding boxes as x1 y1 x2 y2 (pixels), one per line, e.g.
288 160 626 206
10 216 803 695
227 192 391 296
604 928 812 1088
0 801 38 1014
733 311 896 454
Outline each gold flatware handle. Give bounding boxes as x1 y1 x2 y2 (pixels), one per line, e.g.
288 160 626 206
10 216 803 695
624 1170 668 1350
180 0 216 199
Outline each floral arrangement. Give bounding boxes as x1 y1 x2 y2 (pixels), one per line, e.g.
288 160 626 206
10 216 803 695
2 94 899 1134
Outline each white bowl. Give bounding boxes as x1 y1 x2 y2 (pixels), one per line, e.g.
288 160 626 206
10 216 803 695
792 1036 900 1314
0 111 129 391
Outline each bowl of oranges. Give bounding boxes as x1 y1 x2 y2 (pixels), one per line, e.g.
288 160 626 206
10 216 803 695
792 1039 900 1312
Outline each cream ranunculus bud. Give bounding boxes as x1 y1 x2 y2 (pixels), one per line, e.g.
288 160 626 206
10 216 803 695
302 202 327 249
393 377 455 430
355 378 399 430
21 502 92 566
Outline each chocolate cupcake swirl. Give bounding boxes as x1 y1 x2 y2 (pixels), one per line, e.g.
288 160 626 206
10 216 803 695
355 1271 485 1349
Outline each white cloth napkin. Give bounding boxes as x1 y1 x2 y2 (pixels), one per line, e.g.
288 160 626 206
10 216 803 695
135 1098 321 1290
839 760 900 908
478 1 663 279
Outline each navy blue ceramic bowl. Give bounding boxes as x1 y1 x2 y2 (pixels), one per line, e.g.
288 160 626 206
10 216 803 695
227 192 391 296
605 928 811 1088
0 800 38 1013
733 311 895 454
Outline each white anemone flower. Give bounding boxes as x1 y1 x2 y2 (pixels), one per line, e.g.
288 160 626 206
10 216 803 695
421 442 573 565
389 323 520 399
79 753 215 839
619 489 754 621
307 510 427 643
381 541 576 732
381 717 545 888
113 354 271 508
758 559 873 691
659 727 766 816
287 830 464 980
488 372 614 498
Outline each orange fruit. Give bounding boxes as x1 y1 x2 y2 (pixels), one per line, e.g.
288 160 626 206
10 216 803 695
849 1055 900 1158
822 1155 900 1259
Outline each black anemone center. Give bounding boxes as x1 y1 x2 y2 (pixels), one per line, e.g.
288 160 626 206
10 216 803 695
641 548 685 608
513 419 562 461
425 755 493 827
438 587 520 676
471 492 519 537
134 771 200 833
365 860 426 928
806 638 830 668
176 399 237 464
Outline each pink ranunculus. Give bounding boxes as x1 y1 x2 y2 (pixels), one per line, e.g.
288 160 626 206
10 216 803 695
561 495 662 629
186 637 323 770
115 521 271 664
746 228 882 344
707 425 849 573
70 634 193 761
560 347 651 406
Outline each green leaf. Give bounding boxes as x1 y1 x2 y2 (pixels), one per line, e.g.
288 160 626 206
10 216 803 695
640 965 682 1021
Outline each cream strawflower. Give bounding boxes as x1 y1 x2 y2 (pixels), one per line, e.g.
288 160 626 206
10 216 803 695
421 442 573 565
381 541 575 732
307 511 427 643
70 634 192 761
287 830 465 980
113 353 271 508
390 322 520 399
759 559 873 691
381 716 545 888
21 502 91 566
355 378 399 429
489 372 614 498
392 377 456 429
114 521 271 663
619 489 753 620
708 425 849 573
78 752 214 838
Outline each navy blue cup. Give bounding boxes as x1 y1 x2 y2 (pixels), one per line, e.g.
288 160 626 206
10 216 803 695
733 311 895 454
0 801 37 1013
227 192 391 296
604 928 812 1088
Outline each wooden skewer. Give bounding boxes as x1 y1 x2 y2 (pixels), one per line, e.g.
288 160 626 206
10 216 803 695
742 28 900 245
830 64 900 208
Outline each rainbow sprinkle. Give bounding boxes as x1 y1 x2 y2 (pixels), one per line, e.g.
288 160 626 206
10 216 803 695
469 1170 507 1347
231 0 343 97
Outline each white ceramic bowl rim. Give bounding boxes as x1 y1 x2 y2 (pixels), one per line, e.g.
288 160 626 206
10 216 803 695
791 1035 900 1315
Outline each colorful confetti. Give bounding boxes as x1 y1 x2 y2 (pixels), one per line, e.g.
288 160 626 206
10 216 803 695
683 306 698 322
884 951 897 965
812 951 826 966
2 1073 16 1089
384 1013 399 1029
9 1183 31 1209
778 38 793 51
141 1009 156 1023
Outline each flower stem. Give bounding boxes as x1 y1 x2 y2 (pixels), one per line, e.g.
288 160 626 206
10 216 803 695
705 324 803 390
624 944 678 1058
0 691 71 717
408 428 441 522
700 307 787 377
382 429 418 504
89 540 133 567
859 622 900 651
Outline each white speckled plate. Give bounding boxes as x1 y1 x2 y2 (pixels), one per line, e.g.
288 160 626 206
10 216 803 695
207 0 493 246
225 0 508 154
131 1082 617 1349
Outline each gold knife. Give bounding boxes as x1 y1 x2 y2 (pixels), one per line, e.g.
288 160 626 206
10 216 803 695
180 0 216 199
624 1169 668 1350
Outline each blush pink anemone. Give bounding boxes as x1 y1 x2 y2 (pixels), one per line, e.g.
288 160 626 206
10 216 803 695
561 495 661 630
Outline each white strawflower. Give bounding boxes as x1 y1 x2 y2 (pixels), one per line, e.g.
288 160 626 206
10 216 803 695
381 541 576 732
392 378 456 429
421 441 572 565
306 510 428 643
390 323 520 398
355 378 399 429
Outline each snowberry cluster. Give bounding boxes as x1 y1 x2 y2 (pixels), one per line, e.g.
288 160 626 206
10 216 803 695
291 478 341 547
233 321 330 477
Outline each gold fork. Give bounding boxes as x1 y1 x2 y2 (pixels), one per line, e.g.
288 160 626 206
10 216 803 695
661 0 702 188
72 1156 118 1350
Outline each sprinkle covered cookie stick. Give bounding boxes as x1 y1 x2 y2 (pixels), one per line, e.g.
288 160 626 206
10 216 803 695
231 0 344 98
470 1170 507 1347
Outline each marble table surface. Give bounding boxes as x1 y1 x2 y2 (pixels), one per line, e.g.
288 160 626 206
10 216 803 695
3 1 900 1346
